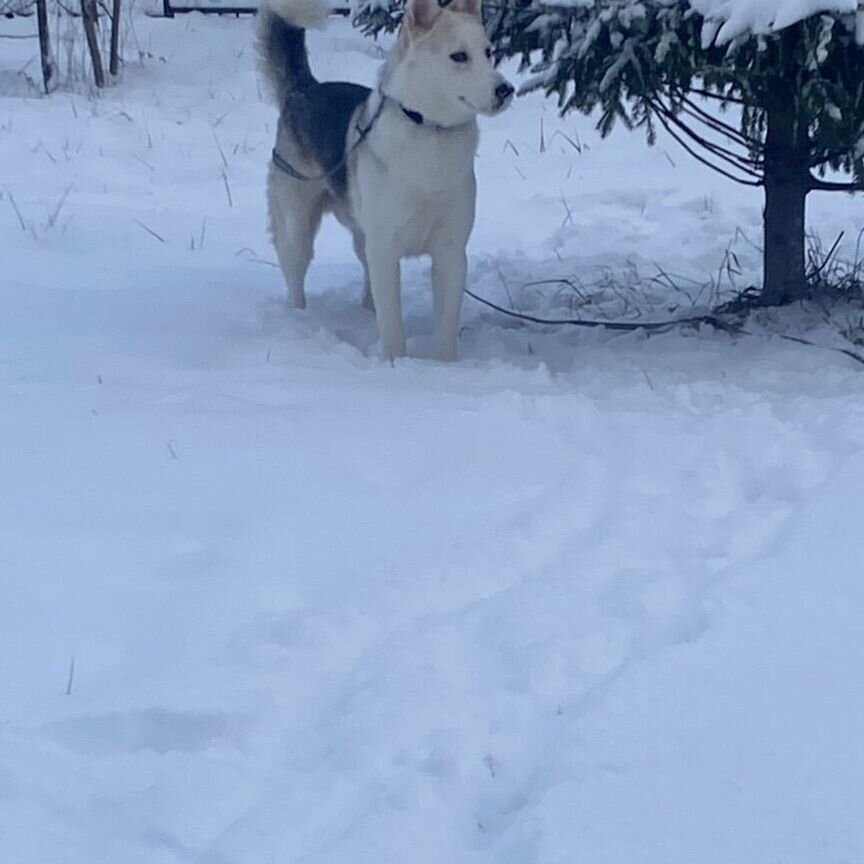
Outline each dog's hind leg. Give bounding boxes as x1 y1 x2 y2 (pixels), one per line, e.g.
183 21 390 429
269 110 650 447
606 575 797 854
267 165 323 309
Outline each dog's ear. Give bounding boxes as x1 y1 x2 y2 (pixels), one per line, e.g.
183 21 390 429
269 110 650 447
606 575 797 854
448 0 482 17
404 0 442 35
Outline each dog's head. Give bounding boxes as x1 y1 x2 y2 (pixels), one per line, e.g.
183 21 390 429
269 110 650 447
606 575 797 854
389 0 514 126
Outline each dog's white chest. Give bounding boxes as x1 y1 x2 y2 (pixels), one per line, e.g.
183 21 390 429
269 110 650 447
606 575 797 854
351 111 479 256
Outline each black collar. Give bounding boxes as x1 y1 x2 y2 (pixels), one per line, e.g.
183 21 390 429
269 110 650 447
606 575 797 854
400 106 424 125
381 91 463 130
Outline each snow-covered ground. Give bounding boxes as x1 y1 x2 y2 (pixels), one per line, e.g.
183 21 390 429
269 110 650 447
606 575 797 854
2 10 864 864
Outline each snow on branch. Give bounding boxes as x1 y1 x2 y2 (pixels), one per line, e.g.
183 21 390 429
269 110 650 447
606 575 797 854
690 0 859 45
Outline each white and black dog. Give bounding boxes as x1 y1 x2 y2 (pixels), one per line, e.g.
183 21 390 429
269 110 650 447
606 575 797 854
258 0 513 360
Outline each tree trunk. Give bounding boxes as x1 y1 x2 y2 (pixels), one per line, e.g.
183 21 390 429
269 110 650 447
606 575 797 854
760 29 811 306
762 160 808 306
81 0 106 88
109 0 122 77
35 0 56 94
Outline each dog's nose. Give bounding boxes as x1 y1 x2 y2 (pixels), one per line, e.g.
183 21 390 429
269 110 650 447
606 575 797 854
495 82 515 102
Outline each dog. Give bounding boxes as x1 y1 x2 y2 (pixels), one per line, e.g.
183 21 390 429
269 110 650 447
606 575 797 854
257 0 514 360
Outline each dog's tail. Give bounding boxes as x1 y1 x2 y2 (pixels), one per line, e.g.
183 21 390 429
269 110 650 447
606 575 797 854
257 0 329 101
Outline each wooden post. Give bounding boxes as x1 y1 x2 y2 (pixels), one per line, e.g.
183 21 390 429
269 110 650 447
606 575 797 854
109 0 121 77
35 0 56 93
80 0 106 88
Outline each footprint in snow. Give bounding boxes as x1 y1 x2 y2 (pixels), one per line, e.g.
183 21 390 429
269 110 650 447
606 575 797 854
42 708 236 756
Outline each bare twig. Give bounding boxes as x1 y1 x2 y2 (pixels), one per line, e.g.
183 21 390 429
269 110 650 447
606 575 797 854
47 184 73 228
65 655 75 696
212 127 228 168
221 170 233 207
134 218 165 242
774 331 864 367
808 231 844 279
5 188 26 231
559 191 573 227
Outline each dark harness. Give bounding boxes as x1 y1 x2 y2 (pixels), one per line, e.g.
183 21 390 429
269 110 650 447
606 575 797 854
271 92 431 183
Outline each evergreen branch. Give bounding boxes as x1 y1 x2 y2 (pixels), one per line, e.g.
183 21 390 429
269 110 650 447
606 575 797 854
654 100 760 171
808 174 864 192
812 149 854 168
649 99 762 186
677 103 763 159
651 98 763 179
687 87 747 106
678 95 759 149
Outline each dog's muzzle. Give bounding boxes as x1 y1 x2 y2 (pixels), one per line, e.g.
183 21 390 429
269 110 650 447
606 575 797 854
494 81 515 111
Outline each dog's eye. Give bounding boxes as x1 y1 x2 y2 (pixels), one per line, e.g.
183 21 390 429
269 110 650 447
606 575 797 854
450 51 470 63
485 47 492 59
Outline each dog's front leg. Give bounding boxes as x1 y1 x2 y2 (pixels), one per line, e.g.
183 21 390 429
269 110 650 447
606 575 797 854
366 242 405 360
431 248 468 362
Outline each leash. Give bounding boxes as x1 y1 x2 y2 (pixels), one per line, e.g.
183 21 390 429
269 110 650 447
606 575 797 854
464 288 864 367
271 91 388 183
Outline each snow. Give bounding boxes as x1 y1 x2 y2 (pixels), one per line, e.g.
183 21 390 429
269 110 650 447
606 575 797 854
690 0 858 43
3 9 864 864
